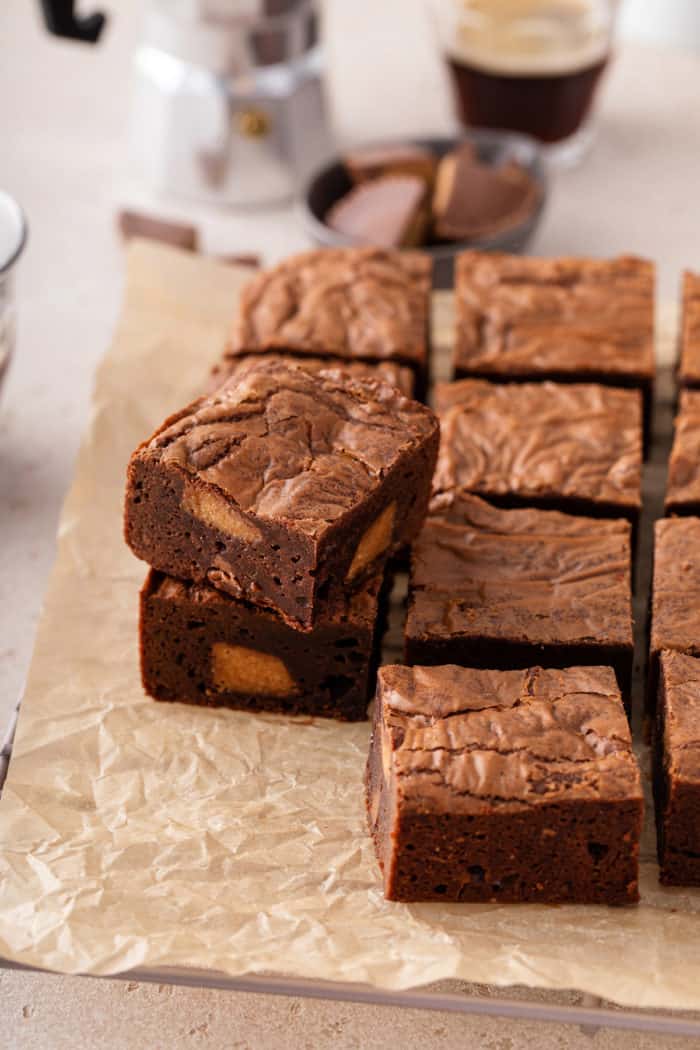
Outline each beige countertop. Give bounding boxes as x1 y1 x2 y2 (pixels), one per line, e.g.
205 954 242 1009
3 1 700 1046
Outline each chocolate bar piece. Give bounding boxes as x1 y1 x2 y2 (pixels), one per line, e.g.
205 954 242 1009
326 176 430 249
433 146 539 241
343 142 437 186
214 254 260 269
117 209 198 252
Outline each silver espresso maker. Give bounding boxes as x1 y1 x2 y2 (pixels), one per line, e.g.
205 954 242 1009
40 0 332 207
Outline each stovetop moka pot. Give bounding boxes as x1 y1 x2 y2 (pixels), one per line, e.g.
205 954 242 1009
39 0 332 207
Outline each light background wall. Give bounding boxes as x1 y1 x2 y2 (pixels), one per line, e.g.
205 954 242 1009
620 0 700 51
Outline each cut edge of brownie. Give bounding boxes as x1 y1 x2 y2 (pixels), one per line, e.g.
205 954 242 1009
654 650 700 885
223 344 431 401
139 568 390 721
664 501 700 518
207 353 416 400
404 635 634 709
647 516 700 715
678 270 700 388
436 488 641 530
664 389 700 515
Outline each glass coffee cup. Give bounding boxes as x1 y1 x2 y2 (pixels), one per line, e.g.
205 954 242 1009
432 0 619 166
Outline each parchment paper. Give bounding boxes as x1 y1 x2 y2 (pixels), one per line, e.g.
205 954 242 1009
1 240 699 1010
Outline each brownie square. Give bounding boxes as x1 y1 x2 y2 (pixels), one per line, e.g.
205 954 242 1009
453 252 655 434
125 359 439 630
405 492 634 699
227 247 432 397
649 517 700 705
207 352 415 399
433 378 642 524
678 271 700 388
654 650 700 885
665 390 700 515
140 570 384 720
366 663 643 903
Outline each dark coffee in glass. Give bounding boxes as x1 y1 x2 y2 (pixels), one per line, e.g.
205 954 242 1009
434 0 616 165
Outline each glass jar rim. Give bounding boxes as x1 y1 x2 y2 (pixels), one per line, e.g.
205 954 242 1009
0 190 27 276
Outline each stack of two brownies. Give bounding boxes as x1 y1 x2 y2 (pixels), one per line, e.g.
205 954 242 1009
124 248 439 720
369 252 656 906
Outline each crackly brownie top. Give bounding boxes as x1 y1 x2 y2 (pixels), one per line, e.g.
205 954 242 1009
146 569 380 628
454 252 655 378
652 517 700 653
377 663 641 814
228 248 431 366
660 651 700 783
407 492 632 647
208 352 414 399
137 358 438 538
433 379 642 508
679 272 700 385
666 390 700 510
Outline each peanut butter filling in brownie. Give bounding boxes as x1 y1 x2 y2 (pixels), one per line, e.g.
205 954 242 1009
125 358 438 630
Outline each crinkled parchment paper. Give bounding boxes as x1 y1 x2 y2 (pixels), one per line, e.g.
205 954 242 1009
1 241 699 1009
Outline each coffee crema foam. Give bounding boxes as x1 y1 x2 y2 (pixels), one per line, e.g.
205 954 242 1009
443 0 612 77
